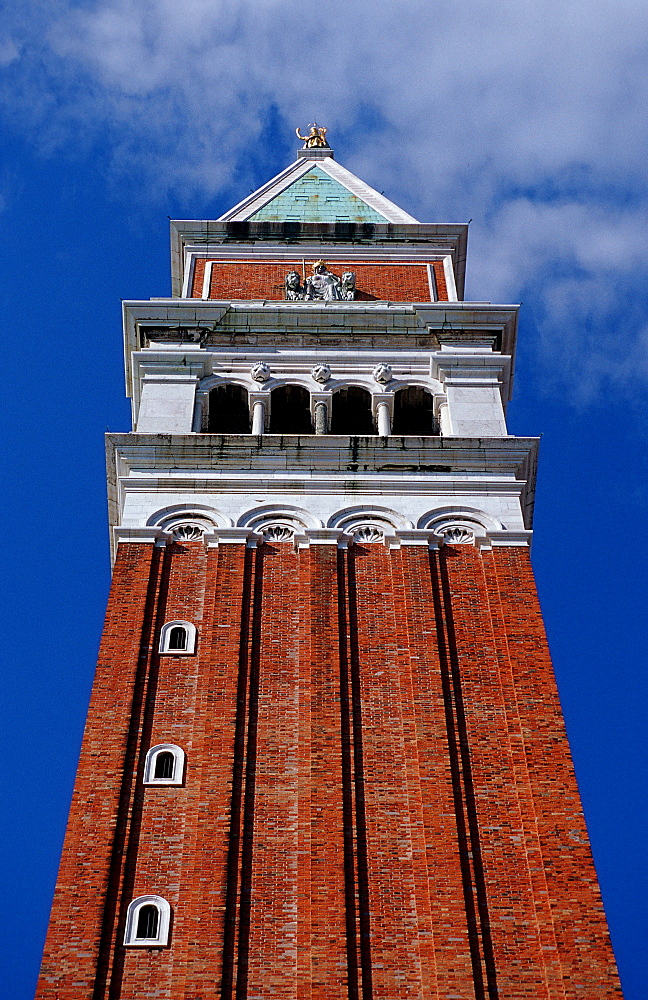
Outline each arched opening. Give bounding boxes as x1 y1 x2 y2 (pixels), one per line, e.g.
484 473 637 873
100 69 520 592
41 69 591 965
143 743 185 785
168 625 187 651
154 751 176 780
124 894 171 946
136 904 159 939
392 386 437 435
269 385 313 434
330 387 375 435
159 621 196 655
208 384 250 433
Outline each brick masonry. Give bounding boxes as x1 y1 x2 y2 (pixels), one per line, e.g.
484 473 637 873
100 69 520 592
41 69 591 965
37 539 622 1000
190 260 448 301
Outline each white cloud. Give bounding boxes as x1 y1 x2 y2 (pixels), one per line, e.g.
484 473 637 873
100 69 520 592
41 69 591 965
2 0 647 398
0 36 20 67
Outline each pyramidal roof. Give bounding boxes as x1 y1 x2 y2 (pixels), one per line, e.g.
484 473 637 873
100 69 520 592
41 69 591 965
218 150 419 225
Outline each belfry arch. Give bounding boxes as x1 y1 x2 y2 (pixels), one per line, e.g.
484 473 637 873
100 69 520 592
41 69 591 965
392 385 437 435
207 383 249 433
268 385 313 434
330 386 375 435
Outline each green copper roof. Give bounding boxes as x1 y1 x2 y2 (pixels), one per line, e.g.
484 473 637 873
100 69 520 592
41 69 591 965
248 165 390 223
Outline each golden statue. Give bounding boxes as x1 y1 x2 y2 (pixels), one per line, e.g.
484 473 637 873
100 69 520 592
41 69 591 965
296 123 329 149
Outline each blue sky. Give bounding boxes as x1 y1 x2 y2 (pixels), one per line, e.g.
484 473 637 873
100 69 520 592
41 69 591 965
1 2 647 997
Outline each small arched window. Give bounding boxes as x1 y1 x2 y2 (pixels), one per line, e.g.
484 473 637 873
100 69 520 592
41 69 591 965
159 620 197 655
124 895 171 947
168 626 187 650
143 744 185 786
154 751 175 780
137 905 159 939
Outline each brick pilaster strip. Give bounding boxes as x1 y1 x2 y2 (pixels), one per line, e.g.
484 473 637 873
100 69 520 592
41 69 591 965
307 544 349 1000
395 545 475 997
491 547 623 999
296 544 313 1000
347 543 429 1000
178 541 252 1000
480 548 567 1000
336 548 363 1000
244 542 301 1000
105 539 209 997
36 542 162 1000
439 544 551 998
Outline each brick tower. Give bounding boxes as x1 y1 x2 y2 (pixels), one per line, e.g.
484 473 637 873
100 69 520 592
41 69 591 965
37 131 622 1000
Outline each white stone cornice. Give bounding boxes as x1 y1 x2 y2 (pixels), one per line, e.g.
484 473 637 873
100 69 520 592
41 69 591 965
122 301 230 399
140 373 200 384
298 528 345 546
113 526 166 548
203 528 255 547
394 530 439 547
122 301 520 409
107 433 538 475
488 529 534 547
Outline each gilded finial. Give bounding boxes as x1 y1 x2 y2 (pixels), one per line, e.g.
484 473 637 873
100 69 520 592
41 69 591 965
296 123 330 149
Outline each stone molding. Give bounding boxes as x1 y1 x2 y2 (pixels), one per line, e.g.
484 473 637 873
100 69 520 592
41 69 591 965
123 301 519 404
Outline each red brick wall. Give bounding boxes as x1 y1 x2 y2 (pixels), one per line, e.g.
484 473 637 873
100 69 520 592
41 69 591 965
190 260 449 302
38 539 622 1000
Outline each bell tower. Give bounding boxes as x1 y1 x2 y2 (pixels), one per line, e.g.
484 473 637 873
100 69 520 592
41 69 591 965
37 131 622 1000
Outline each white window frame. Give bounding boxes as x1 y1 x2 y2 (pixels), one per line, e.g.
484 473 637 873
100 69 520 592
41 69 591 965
143 743 185 786
124 895 171 947
158 620 197 655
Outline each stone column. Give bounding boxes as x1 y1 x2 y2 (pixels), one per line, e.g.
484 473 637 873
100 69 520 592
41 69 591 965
314 400 328 435
377 401 391 437
438 400 452 436
192 394 205 433
252 399 265 435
